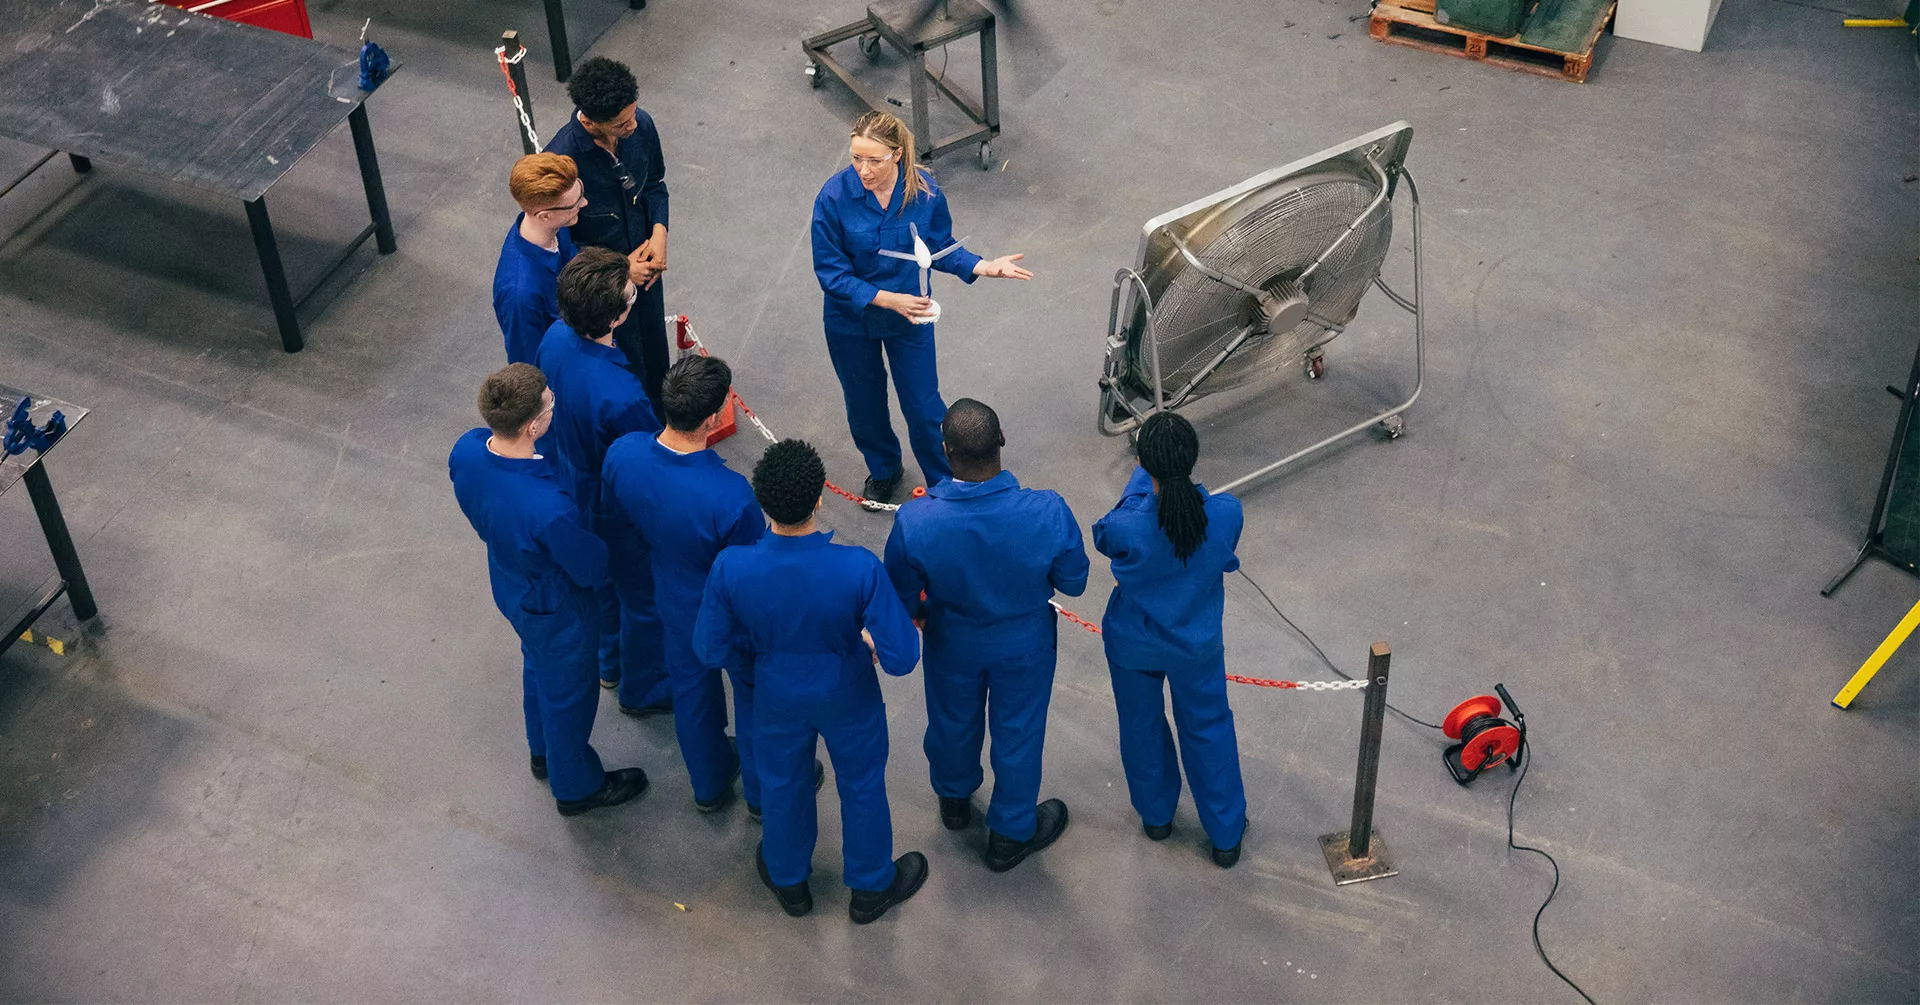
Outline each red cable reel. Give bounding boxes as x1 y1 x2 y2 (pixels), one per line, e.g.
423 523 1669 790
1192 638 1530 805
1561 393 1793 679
1441 687 1525 785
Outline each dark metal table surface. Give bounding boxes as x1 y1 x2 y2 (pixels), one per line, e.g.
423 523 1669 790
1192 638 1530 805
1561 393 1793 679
0 0 398 351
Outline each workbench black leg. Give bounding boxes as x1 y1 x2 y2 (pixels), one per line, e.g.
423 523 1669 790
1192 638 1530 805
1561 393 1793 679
24 464 96 622
630 0 645 8
245 196 303 353
908 50 932 155
348 105 397 255
545 0 572 81
980 17 1000 131
67 154 91 174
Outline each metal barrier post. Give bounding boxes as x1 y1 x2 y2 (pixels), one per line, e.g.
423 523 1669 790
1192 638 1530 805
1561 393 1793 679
1319 641 1400 885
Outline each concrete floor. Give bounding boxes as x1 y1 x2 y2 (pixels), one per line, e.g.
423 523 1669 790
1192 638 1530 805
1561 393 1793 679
2 0 1916 1000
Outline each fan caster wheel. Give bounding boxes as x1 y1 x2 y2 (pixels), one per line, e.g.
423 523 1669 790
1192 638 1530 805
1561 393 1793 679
806 61 825 88
979 141 993 170
1380 415 1406 440
860 31 881 61
1304 352 1326 380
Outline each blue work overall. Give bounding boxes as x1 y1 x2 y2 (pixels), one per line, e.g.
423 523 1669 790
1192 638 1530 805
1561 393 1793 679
536 321 670 709
1093 466 1249 851
695 531 920 892
602 433 765 807
491 213 577 366
448 428 611 802
811 165 981 488
882 470 1088 839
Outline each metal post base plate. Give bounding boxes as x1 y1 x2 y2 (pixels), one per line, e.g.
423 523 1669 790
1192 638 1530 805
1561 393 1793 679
1319 828 1399 886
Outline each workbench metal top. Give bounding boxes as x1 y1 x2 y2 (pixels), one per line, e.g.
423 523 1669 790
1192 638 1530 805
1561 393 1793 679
0 0 377 202
0 383 89 499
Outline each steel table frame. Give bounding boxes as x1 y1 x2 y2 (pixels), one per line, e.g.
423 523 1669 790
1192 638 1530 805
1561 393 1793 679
803 0 1001 167
0 388 97 661
541 0 649 82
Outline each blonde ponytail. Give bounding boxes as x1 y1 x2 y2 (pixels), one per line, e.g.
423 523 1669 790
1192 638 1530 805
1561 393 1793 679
851 110 931 206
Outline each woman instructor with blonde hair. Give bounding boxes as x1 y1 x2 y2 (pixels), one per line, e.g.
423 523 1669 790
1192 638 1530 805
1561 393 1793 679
810 111 1033 506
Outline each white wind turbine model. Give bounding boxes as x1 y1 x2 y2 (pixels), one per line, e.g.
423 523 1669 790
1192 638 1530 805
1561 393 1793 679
877 222 966 325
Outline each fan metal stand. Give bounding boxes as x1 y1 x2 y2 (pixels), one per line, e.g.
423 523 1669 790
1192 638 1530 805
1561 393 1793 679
1098 151 1426 494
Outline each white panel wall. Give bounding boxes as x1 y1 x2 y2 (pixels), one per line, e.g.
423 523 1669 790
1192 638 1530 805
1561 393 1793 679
1615 0 1724 51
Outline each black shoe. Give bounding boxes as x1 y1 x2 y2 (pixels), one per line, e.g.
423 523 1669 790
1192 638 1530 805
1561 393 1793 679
530 755 548 781
983 799 1070 873
694 747 744 813
599 674 618 690
939 796 971 831
1211 823 1246 868
849 851 928 925
745 760 821 823
1143 820 1172 841
619 701 672 719
861 472 902 508
556 767 649 817
757 844 813 917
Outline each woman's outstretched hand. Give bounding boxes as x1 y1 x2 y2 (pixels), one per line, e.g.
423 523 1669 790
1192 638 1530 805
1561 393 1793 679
973 253 1033 280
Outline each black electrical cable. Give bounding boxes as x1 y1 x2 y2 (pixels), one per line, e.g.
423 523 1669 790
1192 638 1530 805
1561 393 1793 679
1232 569 1445 730
1507 739 1596 1004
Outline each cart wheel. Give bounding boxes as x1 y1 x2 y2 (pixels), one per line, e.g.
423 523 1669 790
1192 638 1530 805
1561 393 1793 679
979 141 993 170
1380 414 1406 440
860 31 881 61
806 61 824 88
1304 351 1325 380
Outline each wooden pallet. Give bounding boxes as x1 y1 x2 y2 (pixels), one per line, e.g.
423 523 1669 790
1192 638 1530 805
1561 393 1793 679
1368 1 1615 84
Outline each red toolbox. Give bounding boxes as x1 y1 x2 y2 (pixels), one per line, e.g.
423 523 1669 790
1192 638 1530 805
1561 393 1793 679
152 0 314 39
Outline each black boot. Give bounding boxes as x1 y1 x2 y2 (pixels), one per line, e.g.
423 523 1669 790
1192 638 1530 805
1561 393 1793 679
1211 823 1247 868
939 796 972 831
861 472 902 509
695 740 745 813
618 700 672 719
748 759 824 821
848 851 928 924
556 767 649 817
1142 820 1173 841
757 844 813 917
983 799 1069 873
530 754 548 781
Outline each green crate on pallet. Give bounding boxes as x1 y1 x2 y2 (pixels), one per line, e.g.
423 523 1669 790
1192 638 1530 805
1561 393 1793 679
1434 0 1530 36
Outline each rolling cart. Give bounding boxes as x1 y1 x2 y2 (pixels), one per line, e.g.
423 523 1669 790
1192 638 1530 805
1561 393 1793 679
803 0 1001 169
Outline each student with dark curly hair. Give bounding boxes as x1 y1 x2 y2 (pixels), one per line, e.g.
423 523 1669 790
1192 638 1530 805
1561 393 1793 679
1093 411 1249 868
694 439 927 924
545 56 672 413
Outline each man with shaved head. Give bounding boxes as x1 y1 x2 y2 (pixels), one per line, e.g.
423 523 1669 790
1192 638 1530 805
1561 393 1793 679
882 397 1089 873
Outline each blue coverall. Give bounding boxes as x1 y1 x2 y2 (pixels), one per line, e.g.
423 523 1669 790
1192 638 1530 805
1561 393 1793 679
695 531 921 891
547 114 670 409
448 428 611 802
491 213 578 366
811 165 981 488
882 471 1089 840
1092 466 1249 851
535 321 670 709
601 433 765 807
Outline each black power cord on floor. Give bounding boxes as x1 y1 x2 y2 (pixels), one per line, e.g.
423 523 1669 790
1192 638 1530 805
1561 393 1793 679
1231 568 1445 730
1507 738 1596 1005
1231 568 1596 1002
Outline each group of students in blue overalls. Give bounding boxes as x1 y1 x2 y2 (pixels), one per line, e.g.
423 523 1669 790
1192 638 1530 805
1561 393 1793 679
455 57 1253 924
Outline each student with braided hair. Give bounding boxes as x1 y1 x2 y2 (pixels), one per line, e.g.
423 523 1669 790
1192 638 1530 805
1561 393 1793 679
1092 411 1249 867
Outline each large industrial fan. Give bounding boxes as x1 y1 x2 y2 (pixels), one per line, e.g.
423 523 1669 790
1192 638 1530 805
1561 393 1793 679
1096 122 1425 492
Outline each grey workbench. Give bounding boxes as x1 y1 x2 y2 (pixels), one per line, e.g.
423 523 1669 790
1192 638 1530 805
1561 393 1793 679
0 0 397 352
0 384 95 659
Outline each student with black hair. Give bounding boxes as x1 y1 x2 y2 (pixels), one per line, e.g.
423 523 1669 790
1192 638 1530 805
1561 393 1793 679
545 56 672 410
694 439 927 924
537 248 671 712
602 355 820 817
1092 411 1249 868
448 363 649 817
882 398 1087 872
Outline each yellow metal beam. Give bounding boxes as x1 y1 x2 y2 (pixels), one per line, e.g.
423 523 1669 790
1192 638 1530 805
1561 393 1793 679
1843 17 1909 26
1833 599 1920 709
